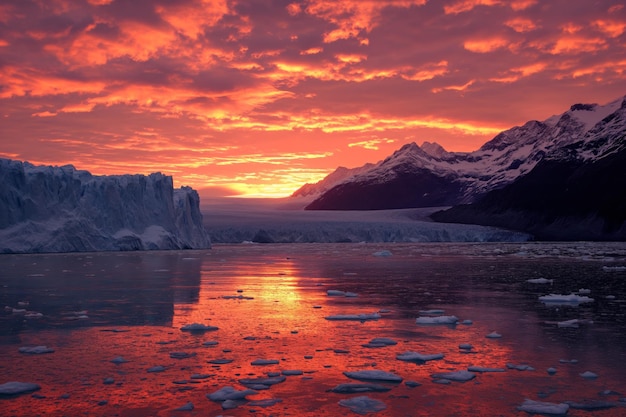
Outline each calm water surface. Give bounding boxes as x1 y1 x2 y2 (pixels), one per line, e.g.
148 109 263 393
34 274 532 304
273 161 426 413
1 242 625 416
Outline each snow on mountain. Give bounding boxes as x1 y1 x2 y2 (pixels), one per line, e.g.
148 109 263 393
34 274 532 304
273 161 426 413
304 95 626 210
0 159 211 253
291 162 376 198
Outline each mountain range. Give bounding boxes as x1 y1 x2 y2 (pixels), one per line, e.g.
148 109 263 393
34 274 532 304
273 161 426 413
294 95 626 240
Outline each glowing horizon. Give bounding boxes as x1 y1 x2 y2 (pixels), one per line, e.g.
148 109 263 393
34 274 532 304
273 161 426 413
1 0 625 197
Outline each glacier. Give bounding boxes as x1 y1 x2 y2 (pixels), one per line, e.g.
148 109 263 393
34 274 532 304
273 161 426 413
0 159 211 253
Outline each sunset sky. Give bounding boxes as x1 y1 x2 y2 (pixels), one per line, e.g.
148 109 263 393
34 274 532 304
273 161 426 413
1 0 625 197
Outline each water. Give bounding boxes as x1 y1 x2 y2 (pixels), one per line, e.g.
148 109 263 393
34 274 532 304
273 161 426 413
1 242 625 416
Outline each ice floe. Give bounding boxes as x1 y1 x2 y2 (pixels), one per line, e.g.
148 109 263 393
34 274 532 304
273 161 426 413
207 386 258 401
467 366 505 373
170 352 196 359
174 402 194 411
251 359 279 365
239 376 286 389
565 400 615 410
248 398 283 407
222 294 254 300
485 331 502 338
527 278 553 284
147 366 166 373
580 371 598 379
203 340 219 346
539 293 594 304
180 323 218 332
208 358 233 364
431 370 476 382
344 370 403 383
547 367 557 375
396 351 444 363
327 290 358 297
338 396 387 414
330 383 391 393
372 250 392 257
507 363 535 371
18 346 54 354
110 356 129 364
518 399 569 415
0 381 41 395
418 309 445 315
282 370 303 376
459 343 473 350
556 319 593 328
325 313 381 321
362 337 397 348
415 315 458 325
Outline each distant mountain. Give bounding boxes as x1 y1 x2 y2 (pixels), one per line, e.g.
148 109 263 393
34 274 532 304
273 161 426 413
300 95 626 214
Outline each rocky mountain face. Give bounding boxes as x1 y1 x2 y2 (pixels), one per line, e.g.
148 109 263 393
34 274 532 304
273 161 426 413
299 95 625 204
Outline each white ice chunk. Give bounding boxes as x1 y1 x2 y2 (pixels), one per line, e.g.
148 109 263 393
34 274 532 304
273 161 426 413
325 313 381 321
486 331 502 338
547 367 557 375
578 288 591 294
180 323 218 331
147 365 166 373
431 370 476 382
396 351 444 362
18 346 54 354
415 315 458 325
418 309 445 315
339 396 387 414
557 319 580 328
580 371 598 379
281 370 303 376
518 399 569 415
111 356 129 364
459 343 473 350
373 250 392 257
239 376 286 387
527 278 553 284
330 383 391 393
362 337 397 348
507 363 535 371
539 293 594 304
174 402 194 411
0 381 41 395
327 290 346 296
207 386 258 401
344 370 403 383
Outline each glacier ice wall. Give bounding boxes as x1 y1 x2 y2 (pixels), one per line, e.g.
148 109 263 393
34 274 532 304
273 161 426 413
0 159 211 253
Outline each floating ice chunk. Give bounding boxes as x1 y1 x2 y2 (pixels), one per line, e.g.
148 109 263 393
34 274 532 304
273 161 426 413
580 371 598 379
606 295 616 300
362 337 397 348
486 331 502 338
539 293 594 304
415 315 458 325
459 343 473 350
313 305 322 309
327 290 346 296
461 319 473 325
431 370 476 382
338 396 387 414
221 399 241 409
147 366 166 373
24 311 43 319
372 250 392 257
507 363 534 371
174 402 194 411
405 381 422 388
239 376 286 387
203 340 219 346
222 295 254 300
325 313 381 321
0 381 41 395
559 359 578 364
251 359 279 365
565 400 615 410
468 366 505 373
248 398 283 407
603 266 626 271
557 319 580 328
180 323 218 332
103 377 114 385
190 374 212 379
19 346 54 354
206 386 258 401
170 352 196 359
281 370 303 376
578 288 591 294
330 383 391 393
418 309 445 315
344 370 403 383
518 399 569 415
345 292 358 297
547 367 557 375
111 356 129 364
527 278 553 284
396 351 444 363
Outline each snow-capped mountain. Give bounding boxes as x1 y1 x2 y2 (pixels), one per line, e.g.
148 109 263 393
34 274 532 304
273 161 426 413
302 95 626 210
0 160 211 253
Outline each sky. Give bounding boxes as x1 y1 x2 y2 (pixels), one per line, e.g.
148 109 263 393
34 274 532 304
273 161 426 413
1 0 625 198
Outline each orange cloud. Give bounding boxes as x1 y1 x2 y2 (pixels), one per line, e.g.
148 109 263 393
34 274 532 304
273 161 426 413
505 17 537 32
156 0 230 40
348 138 396 150
593 19 626 37
444 0 501 15
432 79 475 93
464 37 510 53
509 0 538 11
490 62 547 83
550 36 607 54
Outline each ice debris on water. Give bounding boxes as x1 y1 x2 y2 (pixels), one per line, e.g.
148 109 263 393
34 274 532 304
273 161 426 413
248 398 283 407
539 293 594 304
362 337 397 348
239 376 286 389
327 290 358 297
580 371 598 379
19 346 54 354
111 356 128 364
415 315 458 325
147 366 166 373
207 386 258 401
518 399 569 415
419 309 445 315
507 363 535 371
467 366 505 373
174 402 194 411
344 370 403 383
338 396 387 414
527 278 553 284
330 383 392 393
180 323 218 332
431 370 476 382
325 313 381 321
372 250 392 257
0 381 41 396
396 351 444 363
251 359 279 365
486 331 502 338
547 367 557 375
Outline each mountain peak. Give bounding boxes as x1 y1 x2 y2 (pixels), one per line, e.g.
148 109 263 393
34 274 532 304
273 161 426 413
420 141 449 158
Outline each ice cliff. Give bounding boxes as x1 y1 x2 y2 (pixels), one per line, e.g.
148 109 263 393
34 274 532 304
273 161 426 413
0 159 211 253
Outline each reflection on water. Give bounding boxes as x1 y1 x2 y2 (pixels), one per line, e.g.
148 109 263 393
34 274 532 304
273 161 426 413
1 242 625 416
